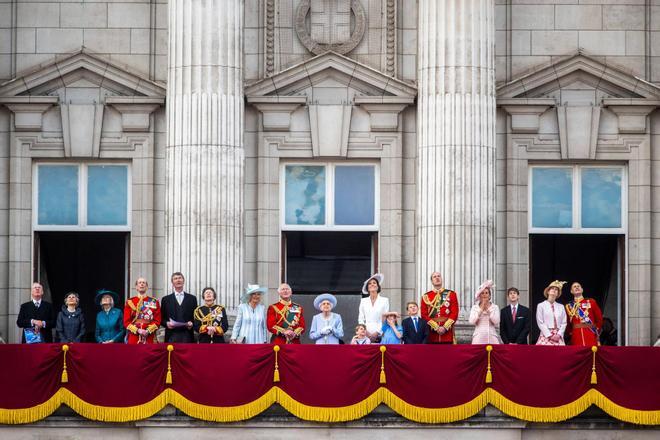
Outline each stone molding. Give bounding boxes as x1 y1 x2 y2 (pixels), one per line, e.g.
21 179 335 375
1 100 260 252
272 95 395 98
602 99 660 134
294 0 366 56
0 96 58 131
499 98 555 134
245 51 417 98
497 51 660 100
247 96 307 132
354 96 413 132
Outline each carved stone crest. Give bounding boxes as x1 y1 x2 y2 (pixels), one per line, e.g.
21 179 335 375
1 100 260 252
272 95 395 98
295 0 366 55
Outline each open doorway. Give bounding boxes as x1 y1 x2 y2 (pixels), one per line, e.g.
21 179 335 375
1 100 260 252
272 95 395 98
529 234 623 345
282 231 376 343
35 232 129 342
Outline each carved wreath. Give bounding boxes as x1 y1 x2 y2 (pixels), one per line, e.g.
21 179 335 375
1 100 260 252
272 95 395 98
295 0 367 56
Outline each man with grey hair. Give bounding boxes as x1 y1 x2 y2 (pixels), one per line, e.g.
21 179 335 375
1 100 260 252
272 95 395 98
17 282 54 343
267 283 305 345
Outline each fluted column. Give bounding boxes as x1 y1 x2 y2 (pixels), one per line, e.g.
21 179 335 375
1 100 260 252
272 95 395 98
416 0 496 319
166 0 244 308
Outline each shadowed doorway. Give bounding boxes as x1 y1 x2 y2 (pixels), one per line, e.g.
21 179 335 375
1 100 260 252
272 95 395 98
529 234 623 345
35 232 129 342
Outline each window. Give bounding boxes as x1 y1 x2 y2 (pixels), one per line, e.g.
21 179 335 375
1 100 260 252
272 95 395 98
529 165 625 233
282 163 378 230
34 163 131 231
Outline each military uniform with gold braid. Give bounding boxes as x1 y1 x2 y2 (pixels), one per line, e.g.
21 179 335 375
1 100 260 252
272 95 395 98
123 294 161 344
267 299 305 345
194 304 228 343
565 296 602 347
421 288 459 344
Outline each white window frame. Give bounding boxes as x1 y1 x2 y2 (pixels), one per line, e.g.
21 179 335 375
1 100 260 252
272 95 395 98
33 162 132 232
280 161 380 231
528 164 627 234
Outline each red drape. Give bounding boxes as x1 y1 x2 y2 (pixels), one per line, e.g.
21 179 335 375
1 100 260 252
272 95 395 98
0 344 658 424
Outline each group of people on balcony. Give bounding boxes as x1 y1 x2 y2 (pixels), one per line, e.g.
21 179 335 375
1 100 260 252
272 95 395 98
16 269 609 346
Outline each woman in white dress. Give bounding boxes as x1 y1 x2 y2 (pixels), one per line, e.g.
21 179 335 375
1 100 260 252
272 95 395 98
358 273 389 343
468 280 500 344
536 280 567 346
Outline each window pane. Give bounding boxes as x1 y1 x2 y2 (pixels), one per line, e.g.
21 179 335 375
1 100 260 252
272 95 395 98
531 168 573 228
581 168 622 228
334 165 375 225
284 165 326 225
87 165 128 226
38 165 78 225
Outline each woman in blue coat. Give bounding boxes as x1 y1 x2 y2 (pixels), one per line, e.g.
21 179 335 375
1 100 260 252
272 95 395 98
95 289 125 343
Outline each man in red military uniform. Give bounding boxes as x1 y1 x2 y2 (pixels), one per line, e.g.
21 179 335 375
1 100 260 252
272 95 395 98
267 283 305 345
124 277 161 344
565 281 602 346
421 272 459 344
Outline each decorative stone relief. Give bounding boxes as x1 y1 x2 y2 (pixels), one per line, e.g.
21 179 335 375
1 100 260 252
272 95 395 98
385 0 395 76
295 0 366 55
265 0 275 76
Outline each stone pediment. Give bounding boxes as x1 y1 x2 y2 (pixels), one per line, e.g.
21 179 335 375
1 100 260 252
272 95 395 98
245 51 416 101
497 51 660 100
0 48 165 98
0 49 164 158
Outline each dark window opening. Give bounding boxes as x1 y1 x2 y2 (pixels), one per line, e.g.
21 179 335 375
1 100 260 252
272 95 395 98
35 232 129 342
529 234 623 345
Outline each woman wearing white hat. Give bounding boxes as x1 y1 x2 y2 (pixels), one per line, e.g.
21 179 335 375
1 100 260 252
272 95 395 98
358 274 389 342
309 293 344 344
468 280 501 344
230 284 269 344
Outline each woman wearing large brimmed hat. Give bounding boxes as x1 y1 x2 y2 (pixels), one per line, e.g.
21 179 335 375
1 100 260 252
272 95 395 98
357 273 389 342
536 280 568 346
309 293 344 344
94 289 124 343
468 280 501 344
230 284 269 344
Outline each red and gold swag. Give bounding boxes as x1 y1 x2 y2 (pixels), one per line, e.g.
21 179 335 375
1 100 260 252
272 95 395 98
0 344 658 425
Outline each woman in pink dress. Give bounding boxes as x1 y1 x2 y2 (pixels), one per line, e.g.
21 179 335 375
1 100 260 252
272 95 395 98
536 280 567 346
468 280 501 344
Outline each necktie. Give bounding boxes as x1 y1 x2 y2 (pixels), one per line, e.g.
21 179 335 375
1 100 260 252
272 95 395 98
34 301 40 308
512 306 516 321
413 317 418 332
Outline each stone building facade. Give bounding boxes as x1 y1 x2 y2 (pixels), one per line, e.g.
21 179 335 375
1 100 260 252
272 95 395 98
0 0 659 346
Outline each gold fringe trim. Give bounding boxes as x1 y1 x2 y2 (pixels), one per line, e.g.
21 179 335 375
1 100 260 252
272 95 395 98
1 387 660 425
276 387 382 422
60 388 168 422
0 389 63 424
593 390 660 425
168 388 277 422
383 388 488 423
487 388 595 422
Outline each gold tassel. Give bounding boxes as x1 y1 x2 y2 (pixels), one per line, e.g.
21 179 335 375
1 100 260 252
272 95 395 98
485 345 493 384
166 345 174 385
273 345 280 383
591 345 598 385
61 344 69 383
379 345 387 384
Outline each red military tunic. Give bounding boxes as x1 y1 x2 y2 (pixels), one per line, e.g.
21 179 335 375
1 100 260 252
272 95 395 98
421 289 459 344
565 297 602 346
123 295 161 344
267 299 305 345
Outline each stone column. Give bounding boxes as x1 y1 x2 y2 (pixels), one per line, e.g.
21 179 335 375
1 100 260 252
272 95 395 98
166 0 244 309
416 0 496 321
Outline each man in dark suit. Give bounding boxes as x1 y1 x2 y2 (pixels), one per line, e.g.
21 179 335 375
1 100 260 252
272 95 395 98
16 282 55 343
402 301 428 344
161 272 198 343
500 287 530 344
